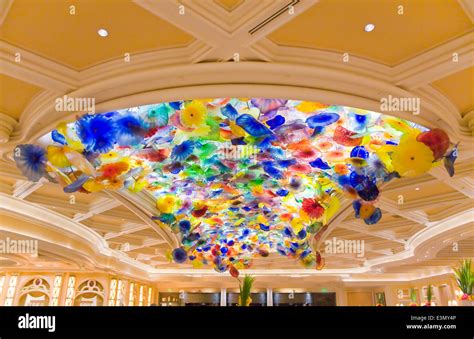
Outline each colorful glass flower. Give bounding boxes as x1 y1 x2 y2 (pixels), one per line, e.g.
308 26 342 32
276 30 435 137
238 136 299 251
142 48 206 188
391 137 434 177
302 198 325 219
180 101 207 128
14 144 47 182
76 114 117 153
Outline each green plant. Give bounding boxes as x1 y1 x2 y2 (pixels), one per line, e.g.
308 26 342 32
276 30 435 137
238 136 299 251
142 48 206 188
238 275 255 306
453 259 473 295
410 288 417 303
375 293 385 306
426 285 433 303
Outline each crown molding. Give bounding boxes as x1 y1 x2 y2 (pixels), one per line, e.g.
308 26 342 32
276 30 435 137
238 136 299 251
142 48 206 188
0 112 17 143
0 0 13 26
458 0 474 22
393 31 474 89
0 41 79 91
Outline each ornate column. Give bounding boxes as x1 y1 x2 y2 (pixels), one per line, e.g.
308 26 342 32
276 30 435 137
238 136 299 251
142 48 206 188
266 288 273 306
220 288 227 306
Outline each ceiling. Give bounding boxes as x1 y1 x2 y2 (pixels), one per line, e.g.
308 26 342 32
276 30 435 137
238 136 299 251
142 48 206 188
268 0 473 66
214 0 244 11
0 0 473 283
0 0 194 70
0 74 41 119
431 66 474 115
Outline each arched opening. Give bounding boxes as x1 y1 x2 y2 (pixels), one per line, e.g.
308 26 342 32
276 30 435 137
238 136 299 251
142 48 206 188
74 280 105 306
18 277 50 306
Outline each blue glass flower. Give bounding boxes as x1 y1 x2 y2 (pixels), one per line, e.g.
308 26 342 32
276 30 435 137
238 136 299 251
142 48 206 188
76 114 117 153
306 113 340 128
309 158 331 169
357 184 379 201
169 101 182 110
277 159 297 168
63 174 89 193
364 208 382 225
263 164 284 179
236 114 272 137
266 115 285 129
179 220 191 233
276 189 289 196
350 171 373 191
300 249 311 259
352 200 362 218
171 140 195 161
350 146 369 159
172 248 188 263
13 144 47 182
221 103 238 120
297 229 307 239
114 113 148 146
51 130 66 145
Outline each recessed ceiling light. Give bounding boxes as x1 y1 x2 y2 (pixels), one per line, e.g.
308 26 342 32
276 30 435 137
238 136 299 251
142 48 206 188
364 23 375 32
415 187 420 191
97 28 109 37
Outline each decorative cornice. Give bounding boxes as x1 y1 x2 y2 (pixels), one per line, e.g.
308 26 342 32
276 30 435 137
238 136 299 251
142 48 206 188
458 0 474 22
0 112 17 143
0 41 79 91
0 0 13 26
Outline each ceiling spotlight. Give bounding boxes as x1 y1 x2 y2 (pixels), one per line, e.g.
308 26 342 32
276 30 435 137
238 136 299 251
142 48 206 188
364 23 375 32
97 28 109 37
415 187 420 191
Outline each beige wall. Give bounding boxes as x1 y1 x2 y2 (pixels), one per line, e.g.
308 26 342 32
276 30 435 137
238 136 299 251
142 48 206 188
0 271 156 306
0 270 462 306
347 291 374 306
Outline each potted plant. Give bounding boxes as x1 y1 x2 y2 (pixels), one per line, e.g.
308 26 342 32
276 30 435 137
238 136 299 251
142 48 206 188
424 285 433 306
453 259 473 306
409 288 418 306
375 293 385 306
238 275 255 307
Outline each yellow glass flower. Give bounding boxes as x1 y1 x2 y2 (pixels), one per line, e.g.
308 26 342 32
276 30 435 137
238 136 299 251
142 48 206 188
128 178 148 193
384 117 420 138
56 122 84 152
391 137 434 177
296 101 328 113
156 194 177 214
291 216 305 233
47 145 71 168
106 178 124 191
229 121 247 138
180 101 207 128
99 151 121 164
83 179 106 192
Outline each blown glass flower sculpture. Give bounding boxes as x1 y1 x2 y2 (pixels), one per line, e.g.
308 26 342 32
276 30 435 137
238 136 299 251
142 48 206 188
14 98 458 272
